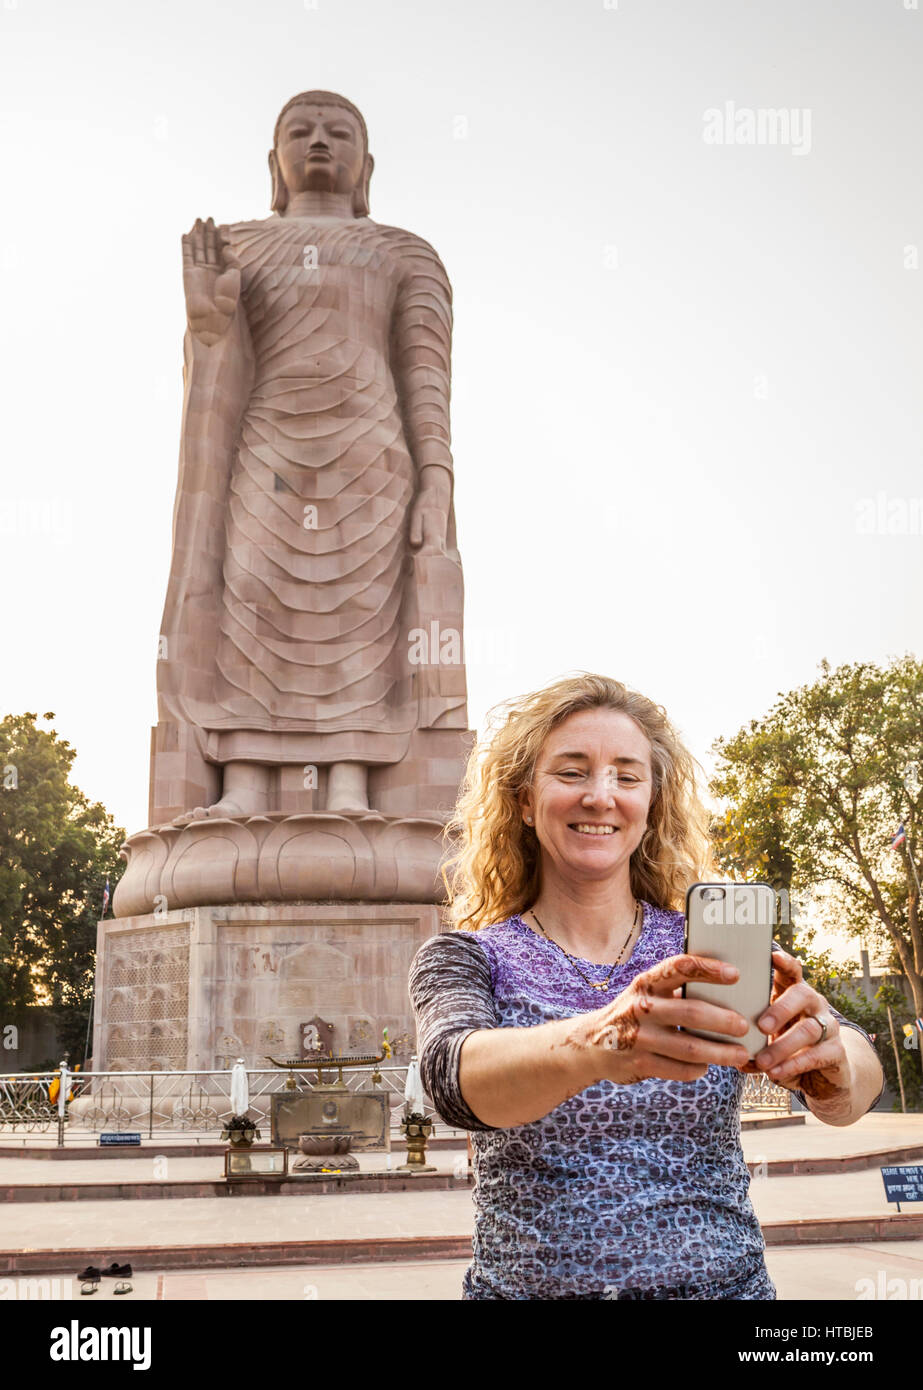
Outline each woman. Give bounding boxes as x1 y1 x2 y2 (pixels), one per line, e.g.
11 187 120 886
408 673 885 1300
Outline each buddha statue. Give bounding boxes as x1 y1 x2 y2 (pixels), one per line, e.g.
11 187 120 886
153 90 469 825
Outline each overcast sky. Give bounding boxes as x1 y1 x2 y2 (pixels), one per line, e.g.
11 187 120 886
1 0 920 958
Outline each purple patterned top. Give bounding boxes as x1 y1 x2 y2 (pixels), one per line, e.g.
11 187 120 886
408 901 882 1300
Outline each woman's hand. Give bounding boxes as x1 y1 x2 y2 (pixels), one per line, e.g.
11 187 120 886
182 217 241 346
586 953 754 1085
741 947 854 1105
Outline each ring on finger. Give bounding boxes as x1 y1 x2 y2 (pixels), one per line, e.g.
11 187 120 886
809 1015 829 1045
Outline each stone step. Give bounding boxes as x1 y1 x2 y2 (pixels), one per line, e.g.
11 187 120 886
748 1142 923 1176
3 1139 922 1201
0 1170 472 1202
3 1210 923 1276
0 1234 474 1275
0 1133 466 1159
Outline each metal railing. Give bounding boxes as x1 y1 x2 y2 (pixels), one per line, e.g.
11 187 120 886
740 1070 795 1111
0 1064 441 1144
0 1075 58 1132
0 1065 791 1145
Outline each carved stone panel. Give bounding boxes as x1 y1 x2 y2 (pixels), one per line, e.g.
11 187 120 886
102 927 190 1071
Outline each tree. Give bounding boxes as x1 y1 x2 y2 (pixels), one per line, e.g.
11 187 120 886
791 927 920 1110
874 979 922 1112
709 654 923 1018
0 713 125 1063
708 783 798 952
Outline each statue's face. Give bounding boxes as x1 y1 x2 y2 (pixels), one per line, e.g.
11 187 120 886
275 103 366 196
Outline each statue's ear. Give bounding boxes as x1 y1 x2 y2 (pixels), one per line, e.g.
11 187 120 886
269 149 288 214
353 152 374 218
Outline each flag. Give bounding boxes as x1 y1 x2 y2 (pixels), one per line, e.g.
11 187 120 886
891 824 907 849
101 878 110 916
404 1057 425 1117
916 1016 923 1034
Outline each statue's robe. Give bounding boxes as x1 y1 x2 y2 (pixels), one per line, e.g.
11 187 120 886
156 214 466 772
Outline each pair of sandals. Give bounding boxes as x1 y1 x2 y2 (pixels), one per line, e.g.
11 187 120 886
78 1262 133 1295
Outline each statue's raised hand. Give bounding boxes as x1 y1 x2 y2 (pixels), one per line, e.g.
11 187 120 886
182 217 241 346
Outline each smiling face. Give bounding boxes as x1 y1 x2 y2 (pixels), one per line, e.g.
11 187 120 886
518 707 655 887
274 103 367 197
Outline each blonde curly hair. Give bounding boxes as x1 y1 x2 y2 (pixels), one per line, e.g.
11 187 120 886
440 672 718 931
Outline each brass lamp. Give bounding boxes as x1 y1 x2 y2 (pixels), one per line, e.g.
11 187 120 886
397 1109 437 1173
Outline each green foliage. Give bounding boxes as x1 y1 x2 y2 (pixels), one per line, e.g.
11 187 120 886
872 980 923 1110
0 713 125 1062
709 654 923 1017
793 928 921 1110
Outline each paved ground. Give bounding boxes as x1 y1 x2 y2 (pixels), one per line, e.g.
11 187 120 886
0 1188 475 1249
1 1113 919 1186
740 1112 923 1161
749 1168 913 1223
0 1114 919 1249
2 1112 921 1302
766 1239 923 1300
0 1167 916 1250
27 1240 923 1301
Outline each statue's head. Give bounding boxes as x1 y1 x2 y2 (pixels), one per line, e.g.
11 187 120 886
270 91 373 217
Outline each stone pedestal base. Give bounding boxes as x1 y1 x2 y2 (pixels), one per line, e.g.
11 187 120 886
292 1154 361 1173
92 902 445 1072
112 811 456 919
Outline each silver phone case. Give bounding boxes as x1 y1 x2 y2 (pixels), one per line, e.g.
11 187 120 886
681 881 776 1059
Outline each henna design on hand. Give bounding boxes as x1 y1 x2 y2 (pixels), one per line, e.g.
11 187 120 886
607 1006 641 1052
798 1068 852 1116
602 978 654 1052
799 1069 840 1098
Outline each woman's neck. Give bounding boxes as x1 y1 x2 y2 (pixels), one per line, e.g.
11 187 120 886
525 878 641 962
283 191 356 219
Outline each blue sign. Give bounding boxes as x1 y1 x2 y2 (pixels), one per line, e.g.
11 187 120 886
99 1132 141 1146
881 1164 923 1211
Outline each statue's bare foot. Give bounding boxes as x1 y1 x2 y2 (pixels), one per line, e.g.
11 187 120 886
325 763 373 816
169 764 273 825
202 796 252 818
172 795 266 825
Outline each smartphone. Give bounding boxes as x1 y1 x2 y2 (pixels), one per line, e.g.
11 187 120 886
681 881 776 1059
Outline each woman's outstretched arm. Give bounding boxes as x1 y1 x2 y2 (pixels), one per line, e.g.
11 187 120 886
408 934 599 1131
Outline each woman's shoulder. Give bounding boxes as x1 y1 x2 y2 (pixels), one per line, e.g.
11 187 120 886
409 927 494 973
408 929 499 1005
409 919 520 988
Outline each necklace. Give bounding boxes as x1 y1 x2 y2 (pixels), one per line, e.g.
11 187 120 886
528 900 642 992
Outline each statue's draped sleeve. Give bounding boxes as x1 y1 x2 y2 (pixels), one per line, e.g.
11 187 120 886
391 234 467 728
156 297 255 726
391 238 454 489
